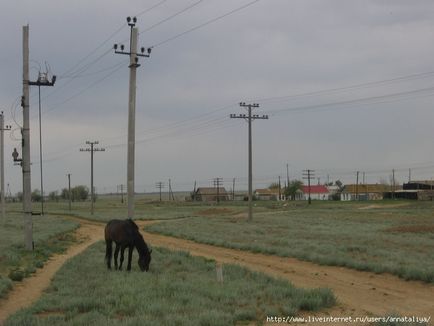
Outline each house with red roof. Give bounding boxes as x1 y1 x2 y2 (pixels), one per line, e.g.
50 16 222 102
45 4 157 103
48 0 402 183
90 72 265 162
302 185 329 201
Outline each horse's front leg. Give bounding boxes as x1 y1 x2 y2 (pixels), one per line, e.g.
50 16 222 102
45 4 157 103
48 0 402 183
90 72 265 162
119 245 126 270
114 244 120 270
127 246 134 271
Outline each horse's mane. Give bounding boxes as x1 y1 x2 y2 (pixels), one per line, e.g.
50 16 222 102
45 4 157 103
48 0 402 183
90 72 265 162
126 218 139 230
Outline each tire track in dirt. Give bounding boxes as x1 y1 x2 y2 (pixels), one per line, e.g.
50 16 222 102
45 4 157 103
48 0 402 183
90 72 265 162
1 217 433 323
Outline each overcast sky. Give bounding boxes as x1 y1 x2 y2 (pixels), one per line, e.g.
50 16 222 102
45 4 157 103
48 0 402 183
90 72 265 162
1 0 434 195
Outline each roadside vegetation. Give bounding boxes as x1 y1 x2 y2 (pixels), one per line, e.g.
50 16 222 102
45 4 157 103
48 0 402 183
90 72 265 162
146 200 434 283
0 212 78 298
5 243 335 326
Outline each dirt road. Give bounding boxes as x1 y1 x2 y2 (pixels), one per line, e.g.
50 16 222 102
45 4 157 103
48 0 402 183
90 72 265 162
1 217 433 323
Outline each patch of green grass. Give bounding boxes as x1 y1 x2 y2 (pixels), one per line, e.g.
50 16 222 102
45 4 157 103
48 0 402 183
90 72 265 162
146 200 434 283
5 243 335 326
0 212 79 297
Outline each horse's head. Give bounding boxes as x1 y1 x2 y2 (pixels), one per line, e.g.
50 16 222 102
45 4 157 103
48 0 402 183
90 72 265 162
138 248 152 272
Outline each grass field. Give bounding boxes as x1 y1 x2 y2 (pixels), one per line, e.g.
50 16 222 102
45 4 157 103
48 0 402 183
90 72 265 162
7 196 252 222
146 200 434 283
0 212 79 298
5 243 335 326
6 198 434 283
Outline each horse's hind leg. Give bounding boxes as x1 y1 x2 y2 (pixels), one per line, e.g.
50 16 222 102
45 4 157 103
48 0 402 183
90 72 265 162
126 246 134 271
105 240 113 269
119 245 126 270
114 244 120 270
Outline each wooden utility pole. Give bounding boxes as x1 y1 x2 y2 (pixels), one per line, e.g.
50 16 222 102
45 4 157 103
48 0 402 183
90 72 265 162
1 112 11 223
286 164 290 189
114 16 151 220
232 177 235 201
168 179 175 201
67 173 71 211
355 171 359 201
302 169 315 204
80 141 105 215
213 177 223 204
278 176 281 200
230 102 268 221
156 182 164 201
392 169 395 199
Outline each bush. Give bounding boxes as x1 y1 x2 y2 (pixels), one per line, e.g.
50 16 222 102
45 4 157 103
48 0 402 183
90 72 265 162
8 269 25 282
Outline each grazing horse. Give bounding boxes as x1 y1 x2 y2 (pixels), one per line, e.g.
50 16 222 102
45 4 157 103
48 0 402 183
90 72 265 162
105 219 152 271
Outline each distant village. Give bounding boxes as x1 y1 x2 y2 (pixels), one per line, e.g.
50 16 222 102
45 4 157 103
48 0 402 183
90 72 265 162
191 180 434 202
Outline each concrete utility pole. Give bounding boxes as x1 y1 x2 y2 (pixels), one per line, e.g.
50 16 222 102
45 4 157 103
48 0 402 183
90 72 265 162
155 182 164 202
29 70 56 216
80 141 105 215
302 169 315 204
67 173 71 211
22 25 33 250
230 102 268 221
114 16 151 220
1 112 11 222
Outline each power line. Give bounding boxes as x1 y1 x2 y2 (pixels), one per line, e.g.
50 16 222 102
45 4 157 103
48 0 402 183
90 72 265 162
57 0 166 79
139 0 205 35
252 70 434 105
151 0 262 48
38 60 126 116
267 86 434 116
136 0 168 17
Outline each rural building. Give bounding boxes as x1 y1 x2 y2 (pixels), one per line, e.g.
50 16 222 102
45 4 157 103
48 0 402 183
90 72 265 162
302 185 329 200
341 184 391 201
193 187 229 202
403 181 434 190
389 181 434 200
254 188 285 201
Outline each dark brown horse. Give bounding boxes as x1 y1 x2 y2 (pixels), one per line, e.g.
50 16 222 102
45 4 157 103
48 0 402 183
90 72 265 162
105 219 152 271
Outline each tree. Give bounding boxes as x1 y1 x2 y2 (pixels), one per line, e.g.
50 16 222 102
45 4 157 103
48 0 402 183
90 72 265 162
268 182 280 190
31 189 42 202
16 192 23 202
61 188 69 200
49 191 59 202
71 185 89 202
335 180 344 192
284 180 303 200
